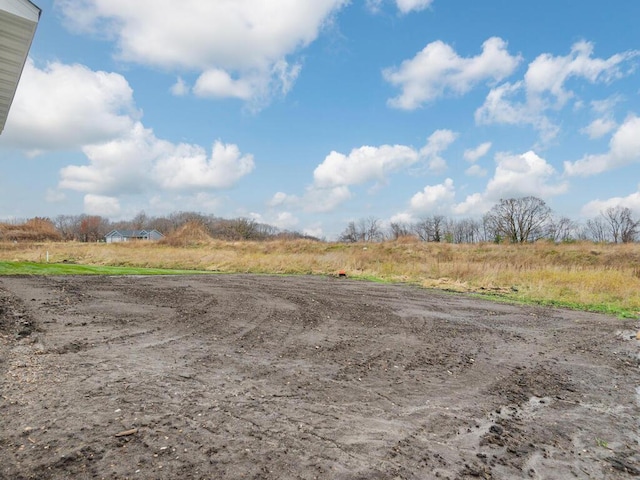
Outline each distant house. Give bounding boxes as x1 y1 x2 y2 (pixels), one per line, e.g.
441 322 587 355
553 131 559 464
104 229 164 243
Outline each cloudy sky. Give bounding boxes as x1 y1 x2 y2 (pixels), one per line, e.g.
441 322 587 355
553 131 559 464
1 0 639 238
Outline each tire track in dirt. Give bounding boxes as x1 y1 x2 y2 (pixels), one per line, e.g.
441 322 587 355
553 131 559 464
1 274 639 479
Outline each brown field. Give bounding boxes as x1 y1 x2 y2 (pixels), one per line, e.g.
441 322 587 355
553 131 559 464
2 239 640 315
1 274 639 479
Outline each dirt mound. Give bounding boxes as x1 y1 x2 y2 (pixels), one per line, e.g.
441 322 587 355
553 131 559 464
0 287 36 338
160 221 213 246
0 218 61 242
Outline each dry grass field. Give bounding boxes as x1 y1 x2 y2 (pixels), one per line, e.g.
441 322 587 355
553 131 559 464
2 237 640 317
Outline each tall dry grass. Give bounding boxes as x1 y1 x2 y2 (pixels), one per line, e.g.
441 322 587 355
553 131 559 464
2 238 640 315
0 218 61 242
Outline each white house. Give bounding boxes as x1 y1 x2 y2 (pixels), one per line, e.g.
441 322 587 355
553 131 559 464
104 230 165 244
0 0 41 134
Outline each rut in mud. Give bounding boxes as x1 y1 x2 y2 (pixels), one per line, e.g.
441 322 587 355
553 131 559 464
1 274 639 479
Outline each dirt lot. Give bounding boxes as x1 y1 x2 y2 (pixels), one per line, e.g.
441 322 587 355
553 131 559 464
1 274 639 479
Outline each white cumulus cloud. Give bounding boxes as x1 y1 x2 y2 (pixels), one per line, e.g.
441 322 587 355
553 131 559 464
0 56 256 217
0 59 136 152
464 142 492 162
272 212 299 229
396 0 434 14
564 115 640 176
60 123 164 195
487 151 568 198
409 178 455 213
313 144 420 188
303 186 353 213
451 192 489 216
384 37 521 110
56 0 346 105
193 69 254 100
268 192 295 208
389 212 417 225
267 186 352 213
154 141 255 190
419 129 458 172
292 130 457 212
60 123 255 195
475 81 560 142
84 194 121 216
170 77 189 96
365 0 433 14
303 223 324 239
581 192 640 217
580 117 617 139
476 41 638 142
465 165 488 177
524 41 637 107
454 151 568 215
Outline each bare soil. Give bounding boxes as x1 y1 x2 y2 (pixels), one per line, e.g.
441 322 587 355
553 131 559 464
1 274 639 479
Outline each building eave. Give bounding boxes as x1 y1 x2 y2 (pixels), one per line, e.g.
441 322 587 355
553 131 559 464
0 0 41 134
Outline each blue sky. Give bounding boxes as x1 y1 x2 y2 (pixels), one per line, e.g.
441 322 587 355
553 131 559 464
1 0 639 239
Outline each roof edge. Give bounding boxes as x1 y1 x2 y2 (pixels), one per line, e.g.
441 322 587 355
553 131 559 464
0 0 41 22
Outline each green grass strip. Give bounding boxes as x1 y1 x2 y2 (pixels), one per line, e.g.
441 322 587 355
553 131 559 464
0 261 212 276
471 291 638 319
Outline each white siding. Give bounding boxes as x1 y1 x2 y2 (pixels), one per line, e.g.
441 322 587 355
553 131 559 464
106 235 126 244
0 0 40 133
0 0 40 22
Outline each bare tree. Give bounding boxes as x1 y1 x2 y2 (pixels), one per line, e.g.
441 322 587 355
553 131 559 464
223 218 259 240
131 210 148 230
431 215 446 242
54 214 80 241
338 221 359 243
79 215 110 242
338 217 383 243
621 217 639 244
450 218 482 244
362 217 384 242
547 216 577 243
255 222 279 239
601 206 639 243
388 221 412 240
413 215 446 242
583 217 608 242
485 197 552 243
146 216 174 235
412 218 431 242
168 211 209 230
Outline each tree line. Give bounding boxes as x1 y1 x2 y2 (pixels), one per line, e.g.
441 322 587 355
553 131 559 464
339 197 640 244
1 197 638 244
0 211 317 242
